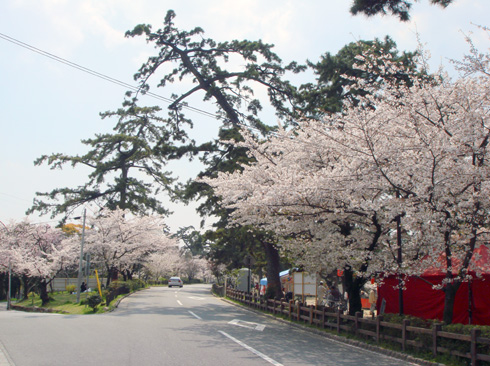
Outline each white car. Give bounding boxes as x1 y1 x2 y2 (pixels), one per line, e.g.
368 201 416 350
168 277 183 288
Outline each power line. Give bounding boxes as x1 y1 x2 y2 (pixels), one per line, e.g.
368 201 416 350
0 32 222 121
0 32 299 143
0 32 294 138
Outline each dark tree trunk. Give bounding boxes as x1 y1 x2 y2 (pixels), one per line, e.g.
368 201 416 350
443 281 461 324
126 269 133 281
343 266 365 315
0 273 5 301
22 274 31 300
106 267 118 287
38 280 50 306
263 241 282 300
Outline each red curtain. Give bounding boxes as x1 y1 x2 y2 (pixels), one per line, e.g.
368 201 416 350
377 274 490 325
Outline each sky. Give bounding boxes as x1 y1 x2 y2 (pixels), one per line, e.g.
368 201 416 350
1 0 489 232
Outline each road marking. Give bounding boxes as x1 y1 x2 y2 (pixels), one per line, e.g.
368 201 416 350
229 319 265 331
177 300 183 306
188 296 205 300
188 311 202 320
0 340 14 366
218 331 283 366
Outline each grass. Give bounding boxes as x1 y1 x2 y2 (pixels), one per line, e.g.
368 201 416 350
13 291 109 315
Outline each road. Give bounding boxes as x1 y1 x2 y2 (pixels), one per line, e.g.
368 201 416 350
0 285 418 366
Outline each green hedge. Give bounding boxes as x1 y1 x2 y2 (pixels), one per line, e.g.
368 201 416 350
382 313 490 365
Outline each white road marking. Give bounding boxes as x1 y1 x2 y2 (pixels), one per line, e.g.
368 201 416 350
218 331 283 366
229 319 266 331
188 296 205 300
177 300 183 306
0 340 14 366
188 311 202 320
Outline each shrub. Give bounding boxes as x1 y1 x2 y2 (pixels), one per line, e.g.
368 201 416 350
87 294 102 312
187 278 203 284
109 281 130 293
127 279 146 291
66 285 76 293
442 323 490 357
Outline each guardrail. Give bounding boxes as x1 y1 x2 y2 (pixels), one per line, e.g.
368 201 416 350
224 287 490 366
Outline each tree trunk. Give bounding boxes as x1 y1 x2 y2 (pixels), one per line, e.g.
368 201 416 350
343 266 364 315
22 274 31 300
38 279 50 306
0 273 5 301
263 241 282 300
126 268 133 281
106 267 118 287
443 281 461 324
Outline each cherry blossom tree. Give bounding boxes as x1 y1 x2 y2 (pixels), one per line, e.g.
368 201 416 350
144 247 183 281
1 220 78 304
179 255 210 282
82 208 177 286
204 37 490 322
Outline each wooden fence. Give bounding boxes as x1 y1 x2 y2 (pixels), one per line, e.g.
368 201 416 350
225 288 490 366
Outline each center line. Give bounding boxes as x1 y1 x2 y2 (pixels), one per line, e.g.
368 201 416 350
177 300 183 306
189 311 202 320
218 331 283 366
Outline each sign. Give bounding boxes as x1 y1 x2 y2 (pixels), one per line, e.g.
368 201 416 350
244 255 255 266
380 298 386 315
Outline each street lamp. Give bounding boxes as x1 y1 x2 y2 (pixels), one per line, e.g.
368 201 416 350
74 209 87 303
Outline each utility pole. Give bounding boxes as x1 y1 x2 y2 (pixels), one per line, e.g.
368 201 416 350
76 209 87 303
7 259 11 310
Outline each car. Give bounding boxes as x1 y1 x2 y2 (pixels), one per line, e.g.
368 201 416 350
168 277 183 288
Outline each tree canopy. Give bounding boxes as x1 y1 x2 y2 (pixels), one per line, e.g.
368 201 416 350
28 102 184 220
350 0 454 21
297 36 419 116
125 10 305 132
203 38 490 322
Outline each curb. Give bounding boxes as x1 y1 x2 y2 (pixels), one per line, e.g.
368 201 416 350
8 288 148 315
9 304 69 314
213 292 444 366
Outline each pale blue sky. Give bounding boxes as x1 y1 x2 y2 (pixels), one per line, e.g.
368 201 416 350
1 0 489 232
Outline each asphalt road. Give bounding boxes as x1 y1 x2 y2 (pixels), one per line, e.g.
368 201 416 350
0 285 419 366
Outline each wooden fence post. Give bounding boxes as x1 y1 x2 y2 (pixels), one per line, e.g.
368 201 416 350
309 306 313 325
337 309 341 334
355 312 362 336
322 307 326 329
432 323 442 357
288 300 292 319
297 302 301 322
471 328 481 366
402 319 410 352
376 315 383 344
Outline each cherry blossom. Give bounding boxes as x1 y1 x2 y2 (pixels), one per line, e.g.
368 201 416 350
82 208 178 284
203 37 490 321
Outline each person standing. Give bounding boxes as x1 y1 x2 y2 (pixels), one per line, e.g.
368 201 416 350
317 280 326 306
369 288 377 315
